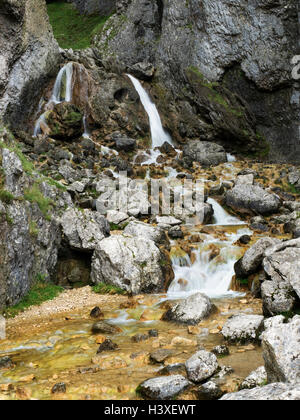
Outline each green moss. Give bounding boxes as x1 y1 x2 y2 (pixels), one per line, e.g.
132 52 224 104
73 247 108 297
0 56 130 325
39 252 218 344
47 2 111 50
92 283 127 295
2 280 64 318
29 220 39 237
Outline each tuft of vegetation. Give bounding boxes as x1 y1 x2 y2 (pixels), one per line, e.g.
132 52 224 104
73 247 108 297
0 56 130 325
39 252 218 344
24 184 54 220
92 283 127 295
2 279 64 318
47 2 111 49
0 189 15 204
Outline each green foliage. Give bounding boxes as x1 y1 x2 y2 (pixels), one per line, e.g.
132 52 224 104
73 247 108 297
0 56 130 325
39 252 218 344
47 2 110 50
24 184 54 220
29 220 39 237
2 279 64 318
92 283 127 295
0 189 14 204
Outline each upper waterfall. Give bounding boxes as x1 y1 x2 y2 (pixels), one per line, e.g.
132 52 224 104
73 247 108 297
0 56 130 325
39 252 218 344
126 74 172 148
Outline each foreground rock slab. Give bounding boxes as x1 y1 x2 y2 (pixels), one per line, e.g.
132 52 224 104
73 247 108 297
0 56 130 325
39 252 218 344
162 293 214 325
138 375 190 400
240 366 267 390
221 314 264 343
262 315 300 384
220 383 300 400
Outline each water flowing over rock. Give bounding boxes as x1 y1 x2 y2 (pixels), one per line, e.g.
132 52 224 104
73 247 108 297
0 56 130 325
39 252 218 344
162 293 214 325
91 234 173 294
138 375 190 400
60 208 110 251
0 0 60 128
220 383 300 401
221 314 265 343
262 315 300 384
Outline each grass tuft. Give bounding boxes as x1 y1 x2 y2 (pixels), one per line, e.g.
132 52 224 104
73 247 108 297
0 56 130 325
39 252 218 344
92 283 127 295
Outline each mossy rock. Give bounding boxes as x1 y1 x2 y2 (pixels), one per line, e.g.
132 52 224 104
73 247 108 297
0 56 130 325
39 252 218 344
46 103 83 140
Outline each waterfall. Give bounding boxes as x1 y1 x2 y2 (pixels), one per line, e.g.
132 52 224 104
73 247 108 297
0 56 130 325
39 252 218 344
51 62 73 104
126 74 172 148
33 63 73 137
168 248 239 299
207 198 246 226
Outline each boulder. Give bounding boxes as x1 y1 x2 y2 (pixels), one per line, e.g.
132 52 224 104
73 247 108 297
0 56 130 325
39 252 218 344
162 293 215 325
234 237 281 278
197 381 224 400
123 221 169 247
185 350 219 383
226 177 281 215
261 280 296 317
91 234 172 294
221 314 265 343
263 239 300 299
91 321 120 335
220 382 300 400
240 366 267 390
261 315 300 384
114 136 136 152
137 375 190 400
46 103 83 140
183 141 227 167
60 208 110 251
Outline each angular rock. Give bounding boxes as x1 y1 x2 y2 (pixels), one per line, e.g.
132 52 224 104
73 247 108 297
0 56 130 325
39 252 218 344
106 210 129 225
220 383 300 400
221 314 265 343
183 141 227 167
262 315 300 384
97 339 118 354
212 345 230 357
261 280 296 317
91 234 171 294
235 237 281 278
91 321 120 335
150 349 173 364
226 178 281 215
123 221 168 247
197 381 224 400
51 383 66 394
138 375 190 400
185 350 219 383
240 366 267 390
263 239 300 299
162 293 214 325
60 208 110 251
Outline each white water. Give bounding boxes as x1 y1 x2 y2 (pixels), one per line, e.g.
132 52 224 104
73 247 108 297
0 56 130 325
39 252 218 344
126 74 172 148
168 248 240 299
208 198 246 226
33 63 73 137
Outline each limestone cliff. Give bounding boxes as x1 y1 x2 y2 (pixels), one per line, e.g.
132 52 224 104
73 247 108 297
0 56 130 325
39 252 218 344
0 0 60 129
94 0 300 162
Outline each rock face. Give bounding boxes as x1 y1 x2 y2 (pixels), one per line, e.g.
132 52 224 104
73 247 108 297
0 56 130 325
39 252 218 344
138 375 190 400
185 350 219 383
226 177 281 215
0 0 60 128
0 135 71 308
221 314 265 343
261 280 296 317
91 234 173 294
93 0 300 163
71 0 116 16
162 293 214 325
220 383 300 401
183 141 227 167
261 315 300 384
46 103 83 140
61 208 110 251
